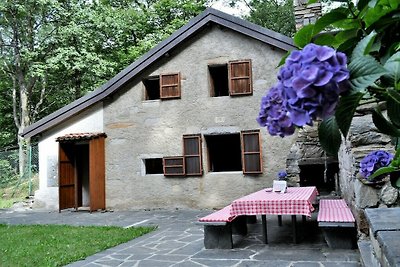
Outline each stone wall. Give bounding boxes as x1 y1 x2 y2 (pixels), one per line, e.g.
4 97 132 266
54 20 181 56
294 0 322 31
338 105 400 234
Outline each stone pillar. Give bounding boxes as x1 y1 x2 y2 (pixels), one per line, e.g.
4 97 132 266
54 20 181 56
294 0 322 30
338 106 399 234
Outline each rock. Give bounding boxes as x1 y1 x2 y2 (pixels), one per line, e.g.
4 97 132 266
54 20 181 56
380 183 399 206
354 179 380 209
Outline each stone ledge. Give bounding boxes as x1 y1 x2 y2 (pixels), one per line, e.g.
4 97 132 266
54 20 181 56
377 231 400 267
365 208 400 267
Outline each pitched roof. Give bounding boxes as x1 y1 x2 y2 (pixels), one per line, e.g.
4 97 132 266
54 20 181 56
21 8 296 138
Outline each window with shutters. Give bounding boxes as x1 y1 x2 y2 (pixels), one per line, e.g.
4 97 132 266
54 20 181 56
209 60 252 97
143 72 181 100
209 64 229 97
163 156 185 176
241 130 263 174
144 158 163 174
205 134 242 172
183 134 202 176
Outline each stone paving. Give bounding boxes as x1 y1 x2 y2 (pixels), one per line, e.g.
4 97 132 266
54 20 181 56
0 209 361 266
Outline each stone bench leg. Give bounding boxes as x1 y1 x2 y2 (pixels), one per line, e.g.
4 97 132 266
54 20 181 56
204 224 233 249
321 227 357 249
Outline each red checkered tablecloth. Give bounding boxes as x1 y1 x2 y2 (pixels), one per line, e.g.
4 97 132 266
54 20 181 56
230 186 318 217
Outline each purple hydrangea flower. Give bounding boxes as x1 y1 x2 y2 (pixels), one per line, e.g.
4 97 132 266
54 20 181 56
278 170 287 180
256 83 296 137
359 150 394 180
257 43 350 136
277 43 350 126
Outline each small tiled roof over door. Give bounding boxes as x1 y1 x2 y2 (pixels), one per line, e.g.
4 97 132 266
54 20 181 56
56 132 107 142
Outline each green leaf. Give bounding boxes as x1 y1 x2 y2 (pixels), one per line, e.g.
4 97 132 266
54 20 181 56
351 31 377 61
364 0 399 27
277 51 290 68
313 10 348 34
368 166 397 180
387 89 400 127
349 55 388 91
333 18 360 30
293 24 315 48
313 33 336 46
357 0 370 11
372 107 400 137
318 116 342 156
335 91 365 137
384 51 400 83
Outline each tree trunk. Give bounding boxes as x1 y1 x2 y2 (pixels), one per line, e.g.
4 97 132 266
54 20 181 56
17 87 31 177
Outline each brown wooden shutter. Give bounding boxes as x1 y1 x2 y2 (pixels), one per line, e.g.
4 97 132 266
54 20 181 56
241 130 262 174
160 72 181 99
183 134 202 176
228 60 252 95
163 156 185 176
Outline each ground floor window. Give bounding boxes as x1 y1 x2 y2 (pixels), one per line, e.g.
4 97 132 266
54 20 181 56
205 134 242 172
144 158 163 174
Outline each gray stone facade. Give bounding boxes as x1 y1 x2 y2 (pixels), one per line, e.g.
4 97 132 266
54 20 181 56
103 25 296 210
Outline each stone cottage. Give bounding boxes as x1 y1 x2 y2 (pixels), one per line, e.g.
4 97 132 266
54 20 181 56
21 8 298 211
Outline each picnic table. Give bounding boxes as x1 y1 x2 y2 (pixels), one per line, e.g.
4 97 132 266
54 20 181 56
230 186 318 243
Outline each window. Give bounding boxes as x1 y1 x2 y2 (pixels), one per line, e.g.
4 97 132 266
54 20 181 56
143 72 181 100
205 134 242 172
183 134 202 176
209 64 229 97
143 76 160 100
163 156 185 176
241 130 262 174
209 60 252 97
144 158 163 174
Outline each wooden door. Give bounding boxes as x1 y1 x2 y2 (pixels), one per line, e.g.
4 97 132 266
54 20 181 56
59 143 76 211
89 137 106 211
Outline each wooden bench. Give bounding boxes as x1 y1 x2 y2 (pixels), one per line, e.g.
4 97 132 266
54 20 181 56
198 205 247 249
317 199 357 249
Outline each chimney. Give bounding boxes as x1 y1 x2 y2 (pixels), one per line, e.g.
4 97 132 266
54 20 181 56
294 0 322 31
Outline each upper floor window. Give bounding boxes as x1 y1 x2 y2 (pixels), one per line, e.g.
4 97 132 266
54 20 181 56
209 59 252 97
143 72 181 100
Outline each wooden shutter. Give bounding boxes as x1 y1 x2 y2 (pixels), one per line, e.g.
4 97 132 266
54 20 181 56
228 60 252 96
160 72 181 99
163 156 185 176
183 134 202 176
241 130 262 174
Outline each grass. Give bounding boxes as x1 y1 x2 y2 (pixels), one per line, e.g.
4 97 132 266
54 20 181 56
0 174 38 209
0 224 156 267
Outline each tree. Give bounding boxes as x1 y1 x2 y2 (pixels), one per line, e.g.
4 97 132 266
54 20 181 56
0 0 207 176
245 0 296 37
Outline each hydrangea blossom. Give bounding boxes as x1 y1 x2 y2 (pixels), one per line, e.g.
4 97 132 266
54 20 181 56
359 150 394 180
256 83 295 137
277 170 287 180
257 43 350 135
